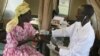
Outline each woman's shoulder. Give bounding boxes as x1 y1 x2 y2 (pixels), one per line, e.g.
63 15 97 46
24 22 33 29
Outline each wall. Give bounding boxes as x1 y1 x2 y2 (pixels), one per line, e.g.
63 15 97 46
68 0 87 20
25 0 39 15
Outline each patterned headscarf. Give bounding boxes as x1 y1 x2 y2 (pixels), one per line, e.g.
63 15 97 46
6 1 30 32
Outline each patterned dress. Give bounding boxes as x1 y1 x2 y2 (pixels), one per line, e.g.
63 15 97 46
3 22 43 56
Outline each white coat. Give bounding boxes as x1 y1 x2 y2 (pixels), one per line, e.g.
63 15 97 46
52 21 95 56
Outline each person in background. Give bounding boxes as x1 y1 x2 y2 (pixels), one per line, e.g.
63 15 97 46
3 1 43 56
40 4 95 56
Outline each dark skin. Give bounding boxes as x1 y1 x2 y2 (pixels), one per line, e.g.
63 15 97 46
17 10 39 46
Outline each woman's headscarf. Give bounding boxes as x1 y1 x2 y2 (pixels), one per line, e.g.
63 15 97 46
6 1 30 32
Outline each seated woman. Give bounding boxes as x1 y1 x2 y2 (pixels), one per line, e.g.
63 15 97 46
3 1 43 56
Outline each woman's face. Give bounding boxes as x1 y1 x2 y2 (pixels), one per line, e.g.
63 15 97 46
24 10 33 22
19 10 33 22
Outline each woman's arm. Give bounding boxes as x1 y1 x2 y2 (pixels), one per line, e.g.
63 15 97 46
17 38 32 46
17 34 39 46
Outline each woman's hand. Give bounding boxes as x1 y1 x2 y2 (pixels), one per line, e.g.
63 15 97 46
33 33 40 42
27 33 40 42
17 39 32 47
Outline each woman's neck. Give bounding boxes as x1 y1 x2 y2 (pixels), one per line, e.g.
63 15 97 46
18 21 24 29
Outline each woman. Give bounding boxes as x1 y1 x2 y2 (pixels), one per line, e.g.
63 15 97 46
3 1 43 56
